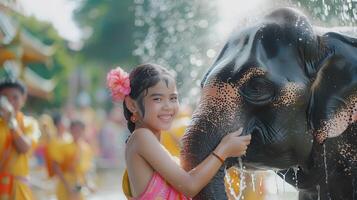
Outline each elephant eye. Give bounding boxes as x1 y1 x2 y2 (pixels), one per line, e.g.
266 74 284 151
239 77 276 105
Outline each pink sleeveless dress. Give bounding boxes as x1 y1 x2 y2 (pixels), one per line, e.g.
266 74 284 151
132 172 191 200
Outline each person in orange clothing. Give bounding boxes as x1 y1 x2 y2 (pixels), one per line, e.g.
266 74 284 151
0 78 39 200
44 113 72 178
49 119 94 200
34 114 57 169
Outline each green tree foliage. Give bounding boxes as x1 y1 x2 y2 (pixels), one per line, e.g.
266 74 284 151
16 15 76 110
74 0 138 67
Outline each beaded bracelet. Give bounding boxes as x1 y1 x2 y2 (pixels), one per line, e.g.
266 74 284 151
212 151 225 164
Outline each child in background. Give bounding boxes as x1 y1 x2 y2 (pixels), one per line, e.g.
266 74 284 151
50 119 94 200
107 64 251 199
0 78 38 200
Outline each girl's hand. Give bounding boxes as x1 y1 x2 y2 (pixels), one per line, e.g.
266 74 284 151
216 128 251 159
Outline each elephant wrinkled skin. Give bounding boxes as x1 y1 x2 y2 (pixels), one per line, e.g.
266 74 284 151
181 7 357 200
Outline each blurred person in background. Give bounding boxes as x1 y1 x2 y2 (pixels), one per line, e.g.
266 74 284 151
43 113 72 179
34 114 57 168
49 119 94 200
76 104 100 157
97 106 128 168
52 112 71 142
0 78 39 200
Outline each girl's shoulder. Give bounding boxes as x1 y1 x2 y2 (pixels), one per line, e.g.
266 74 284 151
133 127 154 135
127 128 157 145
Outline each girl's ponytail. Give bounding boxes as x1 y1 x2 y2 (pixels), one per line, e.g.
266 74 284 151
123 102 135 133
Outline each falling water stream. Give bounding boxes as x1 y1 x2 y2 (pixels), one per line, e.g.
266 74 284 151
225 168 239 199
237 158 246 200
293 167 299 189
250 173 256 192
323 144 332 200
274 170 279 195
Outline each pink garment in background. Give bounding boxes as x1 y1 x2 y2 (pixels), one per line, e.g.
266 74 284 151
132 172 191 200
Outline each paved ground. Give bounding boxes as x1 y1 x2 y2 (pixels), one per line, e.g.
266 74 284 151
32 166 127 200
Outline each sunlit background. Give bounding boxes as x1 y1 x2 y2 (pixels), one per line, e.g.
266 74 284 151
1 0 356 199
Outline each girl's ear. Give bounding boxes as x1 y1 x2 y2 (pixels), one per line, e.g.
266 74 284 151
124 96 138 113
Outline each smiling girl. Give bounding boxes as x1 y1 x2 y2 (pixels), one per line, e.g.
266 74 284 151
107 63 251 199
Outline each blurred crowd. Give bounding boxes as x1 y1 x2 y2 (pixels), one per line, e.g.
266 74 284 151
30 104 131 200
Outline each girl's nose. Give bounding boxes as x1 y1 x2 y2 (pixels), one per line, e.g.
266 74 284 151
163 100 172 110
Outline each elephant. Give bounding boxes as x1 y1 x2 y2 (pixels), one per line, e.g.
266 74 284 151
181 7 357 200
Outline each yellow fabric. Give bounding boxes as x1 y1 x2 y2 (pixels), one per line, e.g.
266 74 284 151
0 112 38 200
10 115 39 177
161 116 190 157
11 179 34 200
45 134 71 177
122 169 132 198
47 135 72 165
56 173 84 200
50 140 92 200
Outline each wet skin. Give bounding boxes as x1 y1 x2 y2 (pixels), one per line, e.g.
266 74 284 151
181 7 357 200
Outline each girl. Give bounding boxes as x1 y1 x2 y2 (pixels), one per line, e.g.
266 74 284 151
107 63 251 199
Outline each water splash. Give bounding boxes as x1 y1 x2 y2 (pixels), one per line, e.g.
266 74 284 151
293 167 299 189
323 143 332 200
133 0 218 104
278 170 288 193
291 0 357 26
251 173 256 192
259 176 263 195
274 170 279 194
224 167 239 199
237 157 246 200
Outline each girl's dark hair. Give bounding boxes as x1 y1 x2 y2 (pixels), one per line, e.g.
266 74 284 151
123 63 175 133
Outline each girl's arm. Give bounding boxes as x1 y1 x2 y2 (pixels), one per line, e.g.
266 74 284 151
133 128 250 197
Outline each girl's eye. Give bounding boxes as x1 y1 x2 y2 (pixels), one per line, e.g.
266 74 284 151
153 98 161 102
170 97 178 102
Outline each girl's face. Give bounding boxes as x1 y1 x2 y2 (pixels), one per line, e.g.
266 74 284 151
138 79 179 133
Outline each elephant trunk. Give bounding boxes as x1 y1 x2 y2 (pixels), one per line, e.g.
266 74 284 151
194 168 227 200
181 112 232 199
181 117 228 199
181 83 241 199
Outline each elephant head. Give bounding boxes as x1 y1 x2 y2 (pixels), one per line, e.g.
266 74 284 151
181 7 357 200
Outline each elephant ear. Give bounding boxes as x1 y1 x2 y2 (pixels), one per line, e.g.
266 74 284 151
308 32 357 143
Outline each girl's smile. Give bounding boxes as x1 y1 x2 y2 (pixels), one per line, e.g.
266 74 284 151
137 79 179 134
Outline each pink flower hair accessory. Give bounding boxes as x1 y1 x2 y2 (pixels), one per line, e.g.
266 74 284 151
107 66 131 101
